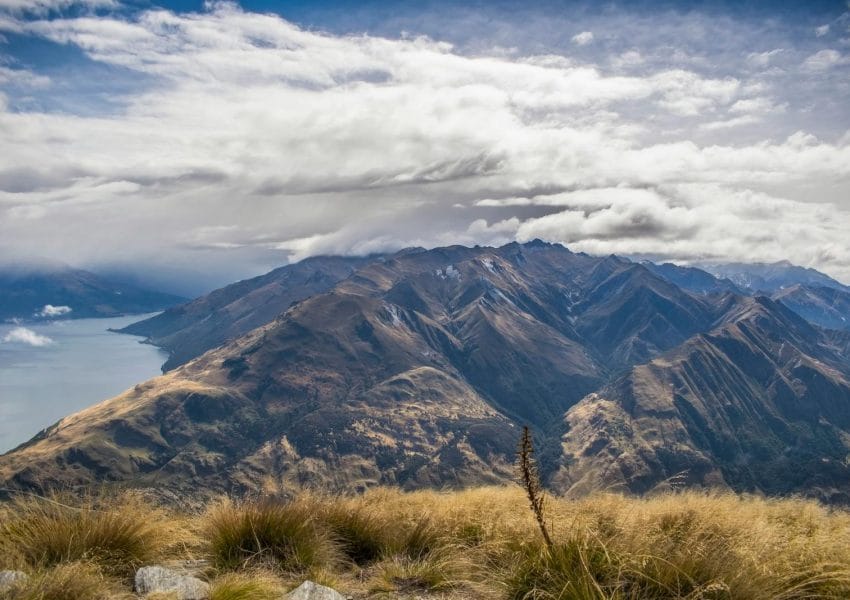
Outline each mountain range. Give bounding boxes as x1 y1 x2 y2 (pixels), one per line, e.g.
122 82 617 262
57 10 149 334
0 260 186 321
2 242 850 503
704 260 850 294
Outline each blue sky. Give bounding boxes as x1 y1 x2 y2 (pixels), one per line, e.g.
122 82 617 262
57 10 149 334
1 0 849 293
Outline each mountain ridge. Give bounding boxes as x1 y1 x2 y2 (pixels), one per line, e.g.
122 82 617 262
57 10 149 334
118 255 380 371
555 295 850 503
4 242 850 503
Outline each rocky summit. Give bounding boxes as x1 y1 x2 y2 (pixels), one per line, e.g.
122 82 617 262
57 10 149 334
3 242 850 502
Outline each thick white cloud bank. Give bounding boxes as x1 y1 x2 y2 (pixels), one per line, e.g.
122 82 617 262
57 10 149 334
0 1 849 286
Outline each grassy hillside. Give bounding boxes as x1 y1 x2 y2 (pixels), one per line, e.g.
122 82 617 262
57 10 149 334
2 486 850 599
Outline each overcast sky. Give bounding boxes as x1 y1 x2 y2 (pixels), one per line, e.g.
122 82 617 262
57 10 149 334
1 0 849 294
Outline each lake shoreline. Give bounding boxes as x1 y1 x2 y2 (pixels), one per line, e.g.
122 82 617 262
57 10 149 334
0 313 168 453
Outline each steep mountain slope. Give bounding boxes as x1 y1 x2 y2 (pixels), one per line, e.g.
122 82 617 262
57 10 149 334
118 255 379 370
0 262 185 321
570 258 723 370
773 284 850 331
648 261 850 333
0 242 723 495
643 262 741 295
554 296 850 503
0 285 519 496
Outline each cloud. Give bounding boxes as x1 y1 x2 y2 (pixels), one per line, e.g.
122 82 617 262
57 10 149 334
0 2 848 286
728 97 784 114
802 49 849 70
36 304 72 317
611 50 644 69
0 0 115 15
651 70 739 116
698 115 759 131
816 25 830 37
0 66 51 88
745 49 783 68
496 185 850 275
571 31 594 46
2 326 54 346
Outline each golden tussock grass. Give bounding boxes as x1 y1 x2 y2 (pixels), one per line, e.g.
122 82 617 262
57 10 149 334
0 491 178 579
202 496 340 573
0 562 133 600
1 486 850 599
208 572 284 600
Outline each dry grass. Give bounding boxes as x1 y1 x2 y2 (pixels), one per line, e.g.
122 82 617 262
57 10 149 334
203 497 341 573
0 491 175 578
208 572 284 600
0 562 133 600
1 486 850 599
313 499 390 565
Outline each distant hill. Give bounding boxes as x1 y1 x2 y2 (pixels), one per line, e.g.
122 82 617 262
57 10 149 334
772 284 850 332
6 241 850 503
117 255 381 370
0 261 187 321
642 261 742 295
649 260 850 332
703 260 850 294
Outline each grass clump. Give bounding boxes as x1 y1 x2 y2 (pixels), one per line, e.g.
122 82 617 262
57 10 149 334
203 497 340 573
0 562 131 600
0 492 170 578
314 500 389 565
372 546 472 594
391 517 444 559
505 535 618 600
209 572 284 600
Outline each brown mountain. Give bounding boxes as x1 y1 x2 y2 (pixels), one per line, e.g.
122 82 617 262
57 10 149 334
118 255 379 371
554 296 850 503
3 242 850 502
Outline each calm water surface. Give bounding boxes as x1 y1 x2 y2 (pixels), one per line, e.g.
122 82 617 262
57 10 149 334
0 314 167 454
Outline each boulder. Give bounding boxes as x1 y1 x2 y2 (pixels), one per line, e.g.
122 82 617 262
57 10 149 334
285 581 346 600
135 566 210 600
0 571 27 592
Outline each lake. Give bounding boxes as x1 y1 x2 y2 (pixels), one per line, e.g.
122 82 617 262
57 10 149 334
0 314 168 454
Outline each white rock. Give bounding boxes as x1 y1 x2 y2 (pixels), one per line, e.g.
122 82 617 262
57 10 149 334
285 580 346 600
445 265 461 279
135 565 210 600
0 571 27 592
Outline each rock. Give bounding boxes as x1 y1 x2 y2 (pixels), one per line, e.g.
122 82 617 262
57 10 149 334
134 566 210 600
0 571 27 592
285 581 346 600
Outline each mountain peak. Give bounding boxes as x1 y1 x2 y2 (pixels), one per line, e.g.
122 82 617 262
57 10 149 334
522 238 556 249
